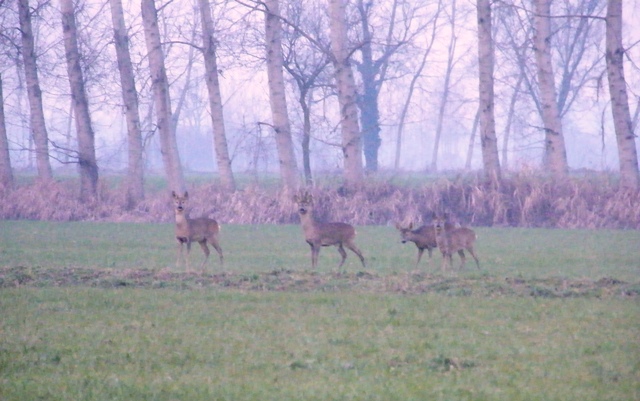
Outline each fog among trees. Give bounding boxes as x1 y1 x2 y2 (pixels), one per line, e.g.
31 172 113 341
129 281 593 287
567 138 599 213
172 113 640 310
0 0 638 196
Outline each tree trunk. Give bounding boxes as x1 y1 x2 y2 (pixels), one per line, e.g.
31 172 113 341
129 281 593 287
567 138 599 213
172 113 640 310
198 0 236 192
606 0 639 189
328 0 364 187
356 7 380 173
60 0 99 201
464 106 480 171
264 0 299 190
109 0 145 207
431 0 457 172
300 91 312 185
502 73 524 171
0 75 14 189
18 0 53 181
394 1 442 170
476 0 501 188
141 0 185 192
533 0 568 177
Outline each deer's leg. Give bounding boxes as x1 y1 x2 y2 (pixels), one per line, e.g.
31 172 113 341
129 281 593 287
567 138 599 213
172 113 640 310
198 240 210 271
467 246 480 269
310 243 320 269
337 244 348 268
457 249 466 269
185 240 193 272
427 247 433 259
345 241 365 268
176 239 184 269
415 248 425 268
442 252 452 272
210 238 224 265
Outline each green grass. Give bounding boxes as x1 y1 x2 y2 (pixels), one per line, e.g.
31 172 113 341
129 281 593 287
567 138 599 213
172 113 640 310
0 221 639 400
0 221 638 280
1 289 638 401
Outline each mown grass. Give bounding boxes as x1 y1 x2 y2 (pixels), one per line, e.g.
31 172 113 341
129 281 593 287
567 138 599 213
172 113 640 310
0 221 639 400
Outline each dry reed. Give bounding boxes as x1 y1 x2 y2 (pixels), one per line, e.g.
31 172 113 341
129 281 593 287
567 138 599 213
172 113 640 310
0 173 638 228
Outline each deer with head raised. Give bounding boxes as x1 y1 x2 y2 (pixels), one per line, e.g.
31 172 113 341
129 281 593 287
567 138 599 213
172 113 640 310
433 213 480 271
293 191 365 269
172 191 223 271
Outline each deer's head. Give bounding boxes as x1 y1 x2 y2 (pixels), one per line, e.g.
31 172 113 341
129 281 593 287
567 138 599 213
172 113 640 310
395 222 414 243
172 191 189 213
293 191 314 216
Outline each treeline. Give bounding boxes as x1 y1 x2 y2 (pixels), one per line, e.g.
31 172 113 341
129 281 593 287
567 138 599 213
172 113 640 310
1 173 638 229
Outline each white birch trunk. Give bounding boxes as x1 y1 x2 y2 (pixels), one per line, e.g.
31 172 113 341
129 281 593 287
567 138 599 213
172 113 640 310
606 0 639 189
18 0 53 181
264 0 299 190
109 0 145 206
476 0 501 187
141 0 185 192
60 0 99 201
328 0 364 187
198 0 236 192
533 0 568 177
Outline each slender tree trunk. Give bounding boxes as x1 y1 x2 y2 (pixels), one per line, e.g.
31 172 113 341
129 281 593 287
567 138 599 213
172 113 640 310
431 0 457 172
60 0 99 201
502 73 524 171
170 43 195 138
0 75 14 189
476 0 501 188
533 0 568 177
464 106 480 170
198 0 236 192
606 0 639 189
328 0 364 187
109 0 144 207
141 0 185 192
394 1 442 170
300 91 312 185
18 0 53 181
264 0 299 190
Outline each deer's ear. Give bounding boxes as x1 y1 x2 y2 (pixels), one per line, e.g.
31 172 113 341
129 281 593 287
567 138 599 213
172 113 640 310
172 191 177 198
408 222 414 229
184 191 189 199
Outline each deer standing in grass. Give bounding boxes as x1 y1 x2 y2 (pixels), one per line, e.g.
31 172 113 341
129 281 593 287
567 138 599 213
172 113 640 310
395 222 438 268
433 213 480 271
172 191 223 271
294 191 365 269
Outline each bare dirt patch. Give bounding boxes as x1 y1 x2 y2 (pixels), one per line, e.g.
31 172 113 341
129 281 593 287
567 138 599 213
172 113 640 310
1 266 637 298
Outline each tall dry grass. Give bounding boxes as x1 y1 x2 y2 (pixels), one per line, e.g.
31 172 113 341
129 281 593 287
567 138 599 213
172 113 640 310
1 172 638 228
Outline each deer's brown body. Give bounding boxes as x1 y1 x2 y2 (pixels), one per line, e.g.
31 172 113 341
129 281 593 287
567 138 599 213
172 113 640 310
395 222 438 268
433 214 479 270
172 191 223 271
294 192 365 269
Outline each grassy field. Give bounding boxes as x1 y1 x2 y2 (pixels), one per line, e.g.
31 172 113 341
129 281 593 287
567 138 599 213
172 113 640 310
1 221 639 400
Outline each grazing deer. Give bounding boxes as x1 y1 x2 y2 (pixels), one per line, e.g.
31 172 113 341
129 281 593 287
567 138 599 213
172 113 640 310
293 191 365 269
395 222 438 268
433 213 480 271
172 191 223 271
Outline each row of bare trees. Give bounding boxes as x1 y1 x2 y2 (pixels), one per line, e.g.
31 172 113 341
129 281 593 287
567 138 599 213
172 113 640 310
0 0 638 205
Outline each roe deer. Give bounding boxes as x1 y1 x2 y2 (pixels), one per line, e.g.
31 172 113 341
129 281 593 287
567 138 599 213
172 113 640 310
293 191 365 269
433 213 480 270
172 191 223 271
395 222 438 268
